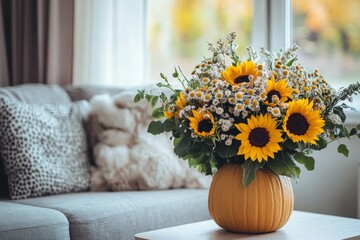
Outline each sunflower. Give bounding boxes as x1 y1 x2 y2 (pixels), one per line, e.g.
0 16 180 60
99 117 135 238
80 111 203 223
235 114 283 162
164 111 174 119
283 99 325 144
174 92 187 118
221 61 260 85
264 77 292 106
189 109 216 137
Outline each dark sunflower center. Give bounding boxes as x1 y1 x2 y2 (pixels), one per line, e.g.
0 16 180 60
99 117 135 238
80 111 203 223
249 127 270 147
286 113 309 135
267 90 281 102
198 119 213 133
234 75 249 84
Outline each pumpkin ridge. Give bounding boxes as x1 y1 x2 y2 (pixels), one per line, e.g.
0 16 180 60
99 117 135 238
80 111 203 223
255 172 259 232
277 176 284 229
243 168 248 231
208 168 221 226
268 172 276 231
229 165 237 230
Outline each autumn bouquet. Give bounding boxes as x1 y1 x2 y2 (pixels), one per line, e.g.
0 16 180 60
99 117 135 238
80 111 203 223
135 32 360 186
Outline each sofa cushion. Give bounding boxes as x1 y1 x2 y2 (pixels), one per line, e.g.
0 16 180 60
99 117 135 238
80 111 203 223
0 201 69 240
62 85 123 102
15 189 211 240
0 84 71 104
0 84 72 197
0 98 91 200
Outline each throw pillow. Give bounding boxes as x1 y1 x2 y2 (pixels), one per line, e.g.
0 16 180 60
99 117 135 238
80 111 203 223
88 92 212 191
0 98 91 200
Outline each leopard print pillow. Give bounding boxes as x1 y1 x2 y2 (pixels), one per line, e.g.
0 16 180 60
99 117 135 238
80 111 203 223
0 98 91 200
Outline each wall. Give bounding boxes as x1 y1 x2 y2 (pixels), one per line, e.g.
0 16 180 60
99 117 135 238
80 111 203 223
292 135 360 218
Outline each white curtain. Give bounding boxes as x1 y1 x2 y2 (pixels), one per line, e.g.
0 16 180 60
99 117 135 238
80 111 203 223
73 0 147 87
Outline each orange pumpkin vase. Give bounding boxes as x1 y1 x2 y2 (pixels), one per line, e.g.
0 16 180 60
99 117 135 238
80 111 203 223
208 163 294 233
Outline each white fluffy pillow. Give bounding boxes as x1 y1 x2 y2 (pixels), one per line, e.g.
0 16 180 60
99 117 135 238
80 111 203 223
88 92 211 191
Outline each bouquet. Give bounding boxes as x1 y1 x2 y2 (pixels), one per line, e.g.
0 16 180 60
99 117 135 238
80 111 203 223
135 32 360 186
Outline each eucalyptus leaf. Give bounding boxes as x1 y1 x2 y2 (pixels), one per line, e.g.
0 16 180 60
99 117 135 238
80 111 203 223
286 57 297 67
338 103 357 112
337 144 349 157
145 94 152 102
333 107 346 122
150 95 159 107
134 93 142 103
349 128 357 136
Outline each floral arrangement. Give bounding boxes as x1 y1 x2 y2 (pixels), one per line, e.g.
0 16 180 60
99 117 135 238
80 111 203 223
135 32 360 186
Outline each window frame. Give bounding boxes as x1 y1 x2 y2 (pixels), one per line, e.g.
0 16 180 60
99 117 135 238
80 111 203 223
252 0 292 51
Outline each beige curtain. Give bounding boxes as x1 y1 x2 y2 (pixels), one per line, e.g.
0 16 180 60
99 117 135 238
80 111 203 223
0 0 74 86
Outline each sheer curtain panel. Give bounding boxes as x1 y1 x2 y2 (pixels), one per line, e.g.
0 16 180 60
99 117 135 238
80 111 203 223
73 0 147 87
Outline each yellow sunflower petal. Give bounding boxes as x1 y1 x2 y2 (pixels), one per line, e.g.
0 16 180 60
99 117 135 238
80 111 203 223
236 113 283 162
283 99 325 144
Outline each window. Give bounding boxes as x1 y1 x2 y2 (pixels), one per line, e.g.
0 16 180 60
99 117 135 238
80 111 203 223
147 0 253 83
292 0 360 88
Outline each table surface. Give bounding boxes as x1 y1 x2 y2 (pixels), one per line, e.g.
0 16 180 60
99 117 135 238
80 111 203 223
135 211 360 240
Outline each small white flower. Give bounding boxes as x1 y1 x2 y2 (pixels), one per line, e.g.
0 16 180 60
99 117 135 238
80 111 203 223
212 99 220 105
242 110 249 118
216 107 224 115
220 134 227 140
188 91 196 99
185 105 192 111
225 138 232 146
221 125 229 132
270 107 281 117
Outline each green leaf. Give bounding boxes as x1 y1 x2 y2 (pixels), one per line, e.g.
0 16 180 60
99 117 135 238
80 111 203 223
349 128 358 136
152 107 164 119
145 94 151 102
293 153 315 171
333 106 346 122
150 95 159 107
216 140 239 158
338 103 357 112
172 67 179 78
174 137 192 158
311 138 327 150
159 92 167 102
357 124 360 130
162 118 176 132
267 153 301 180
283 139 298 151
286 57 297 67
147 121 164 135
134 90 144 103
241 161 264 187
337 144 349 157
295 141 306 152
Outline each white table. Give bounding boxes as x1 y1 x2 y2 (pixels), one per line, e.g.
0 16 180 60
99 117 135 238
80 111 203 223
135 211 360 240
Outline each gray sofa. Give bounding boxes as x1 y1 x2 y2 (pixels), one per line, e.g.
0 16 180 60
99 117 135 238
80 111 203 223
0 84 211 240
